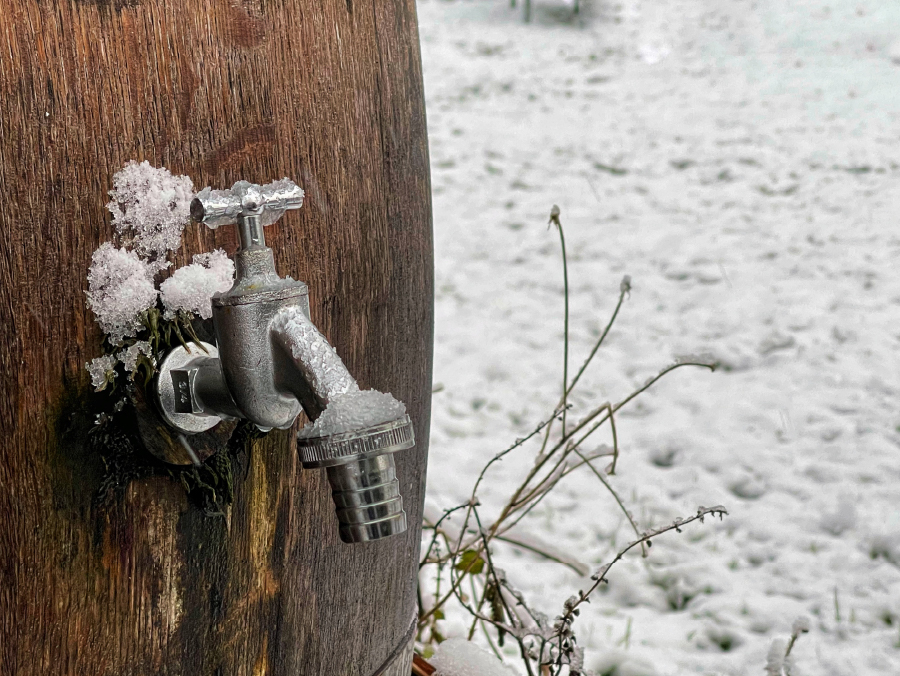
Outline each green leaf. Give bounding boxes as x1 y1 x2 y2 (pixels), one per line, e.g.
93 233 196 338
433 608 445 621
421 646 434 659
455 549 485 575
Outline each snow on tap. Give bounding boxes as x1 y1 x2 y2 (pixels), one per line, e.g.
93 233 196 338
271 306 359 400
107 160 194 258
297 389 407 439
271 306 406 438
429 638 519 676
86 243 158 345
159 249 234 319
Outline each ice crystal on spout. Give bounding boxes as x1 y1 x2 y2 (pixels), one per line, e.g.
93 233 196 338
86 243 158 345
271 306 360 399
159 249 235 319
297 390 407 439
270 306 407 438
107 160 194 258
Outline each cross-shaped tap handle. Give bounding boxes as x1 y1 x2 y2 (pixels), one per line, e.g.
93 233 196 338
191 178 305 250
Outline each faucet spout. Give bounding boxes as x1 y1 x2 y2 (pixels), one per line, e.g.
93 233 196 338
271 306 414 543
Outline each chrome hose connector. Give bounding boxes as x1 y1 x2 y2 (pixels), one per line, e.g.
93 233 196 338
297 415 415 543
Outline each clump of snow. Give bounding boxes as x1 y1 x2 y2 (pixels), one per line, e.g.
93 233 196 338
791 616 810 635
638 42 671 65
159 249 234 319
297 389 407 439
429 638 518 676
86 243 158 345
271 306 359 399
117 340 155 373
764 639 787 676
107 160 194 258
86 354 117 391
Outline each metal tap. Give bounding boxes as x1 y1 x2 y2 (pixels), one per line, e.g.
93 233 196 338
153 178 414 543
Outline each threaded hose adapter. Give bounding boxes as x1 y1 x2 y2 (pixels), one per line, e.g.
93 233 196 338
297 415 415 543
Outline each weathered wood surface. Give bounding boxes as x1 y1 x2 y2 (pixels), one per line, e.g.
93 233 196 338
0 1 433 674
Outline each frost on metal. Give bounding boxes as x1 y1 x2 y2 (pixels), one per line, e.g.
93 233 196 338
297 389 407 439
117 340 155 373
193 177 304 229
107 160 194 258
429 638 518 676
271 306 406 437
86 243 158 345
271 306 359 400
86 354 117 391
191 187 233 229
159 249 235 320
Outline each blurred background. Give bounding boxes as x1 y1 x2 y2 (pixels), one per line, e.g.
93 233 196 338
419 0 900 673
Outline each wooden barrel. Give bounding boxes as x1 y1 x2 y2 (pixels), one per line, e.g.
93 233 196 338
0 1 433 674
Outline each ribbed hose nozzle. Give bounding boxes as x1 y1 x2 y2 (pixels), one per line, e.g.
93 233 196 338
327 454 407 543
297 415 415 543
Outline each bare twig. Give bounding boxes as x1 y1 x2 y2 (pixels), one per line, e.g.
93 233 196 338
534 275 629 467
420 503 468 570
570 360 717 450
494 533 589 576
553 506 728 635
573 448 646 557
473 507 538 676
566 276 630 398
417 238 724 675
548 206 569 438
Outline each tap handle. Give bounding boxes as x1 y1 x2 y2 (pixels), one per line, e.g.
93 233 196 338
190 178 305 249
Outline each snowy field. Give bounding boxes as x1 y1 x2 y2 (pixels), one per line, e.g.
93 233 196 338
418 0 900 674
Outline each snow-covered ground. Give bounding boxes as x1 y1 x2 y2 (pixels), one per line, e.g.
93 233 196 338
419 0 900 673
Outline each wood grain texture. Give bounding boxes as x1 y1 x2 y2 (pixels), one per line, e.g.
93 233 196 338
0 0 433 674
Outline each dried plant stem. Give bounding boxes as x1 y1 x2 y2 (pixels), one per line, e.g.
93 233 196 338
492 535 587 576
427 359 716 566
419 533 487 625
604 402 619 474
472 507 537 676
566 280 628 397
570 360 717 451
573 448 646 557
445 408 565 568
416 219 723 674
505 359 715 531
548 208 570 438
535 276 629 464
473 361 714 554
420 503 468 569
554 506 727 633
